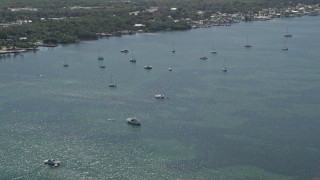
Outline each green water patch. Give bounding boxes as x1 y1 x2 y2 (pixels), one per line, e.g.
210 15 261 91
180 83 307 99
200 165 294 180
141 138 196 161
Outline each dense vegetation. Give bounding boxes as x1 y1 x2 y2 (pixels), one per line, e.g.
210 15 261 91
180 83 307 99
0 0 319 47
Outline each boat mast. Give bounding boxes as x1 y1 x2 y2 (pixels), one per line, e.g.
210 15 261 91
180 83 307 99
172 42 175 52
212 41 215 51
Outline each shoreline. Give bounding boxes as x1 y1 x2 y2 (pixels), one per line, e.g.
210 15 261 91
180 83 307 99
1 15 318 57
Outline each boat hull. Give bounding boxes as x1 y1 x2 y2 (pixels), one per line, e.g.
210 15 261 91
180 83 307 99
127 118 141 125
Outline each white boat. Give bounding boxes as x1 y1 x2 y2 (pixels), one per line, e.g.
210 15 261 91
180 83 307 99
144 65 152 69
44 159 60 167
155 94 165 99
244 37 252 48
211 41 217 54
120 49 129 53
108 75 116 87
284 27 292 38
199 48 207 60
127 117 141 125
100 65 106 68
168 68 172 71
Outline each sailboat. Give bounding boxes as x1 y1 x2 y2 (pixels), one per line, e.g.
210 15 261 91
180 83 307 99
222 59 227 72
199 49 207 60
244 37 252 48
98 49 104 60
282 38 288 51
129 51 136 62
63 59 69 67
108 75 116 87
284 27 292 38
211 41 217 54
171 43 176 53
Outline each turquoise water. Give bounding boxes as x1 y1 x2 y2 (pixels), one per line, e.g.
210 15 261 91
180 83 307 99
0 16 320 179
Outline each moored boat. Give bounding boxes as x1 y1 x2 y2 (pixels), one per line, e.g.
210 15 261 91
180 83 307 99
284 27 292 37
155 94 165 99
127 117 141 125
199 48 207 60
244 37 252 48
144 65 152 69
44 159 60 167
108 75 116 87
130 52 136 62
63 59 69 67
121 49 129 53
211 41 217 54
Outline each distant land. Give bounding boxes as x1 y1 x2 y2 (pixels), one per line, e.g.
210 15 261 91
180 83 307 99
0 0 319 52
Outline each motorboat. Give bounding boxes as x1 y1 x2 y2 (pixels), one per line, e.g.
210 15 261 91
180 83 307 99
144 65 152 69
168 68 172 71
100 65 106 68
127 117 141 125
155 94 165 99
222 67 227 72
44 159 60 167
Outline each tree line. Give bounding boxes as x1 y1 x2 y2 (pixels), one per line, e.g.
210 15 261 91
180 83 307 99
0 0 318 47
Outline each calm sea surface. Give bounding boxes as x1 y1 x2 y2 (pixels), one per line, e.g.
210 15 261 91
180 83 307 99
0 16 319 179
